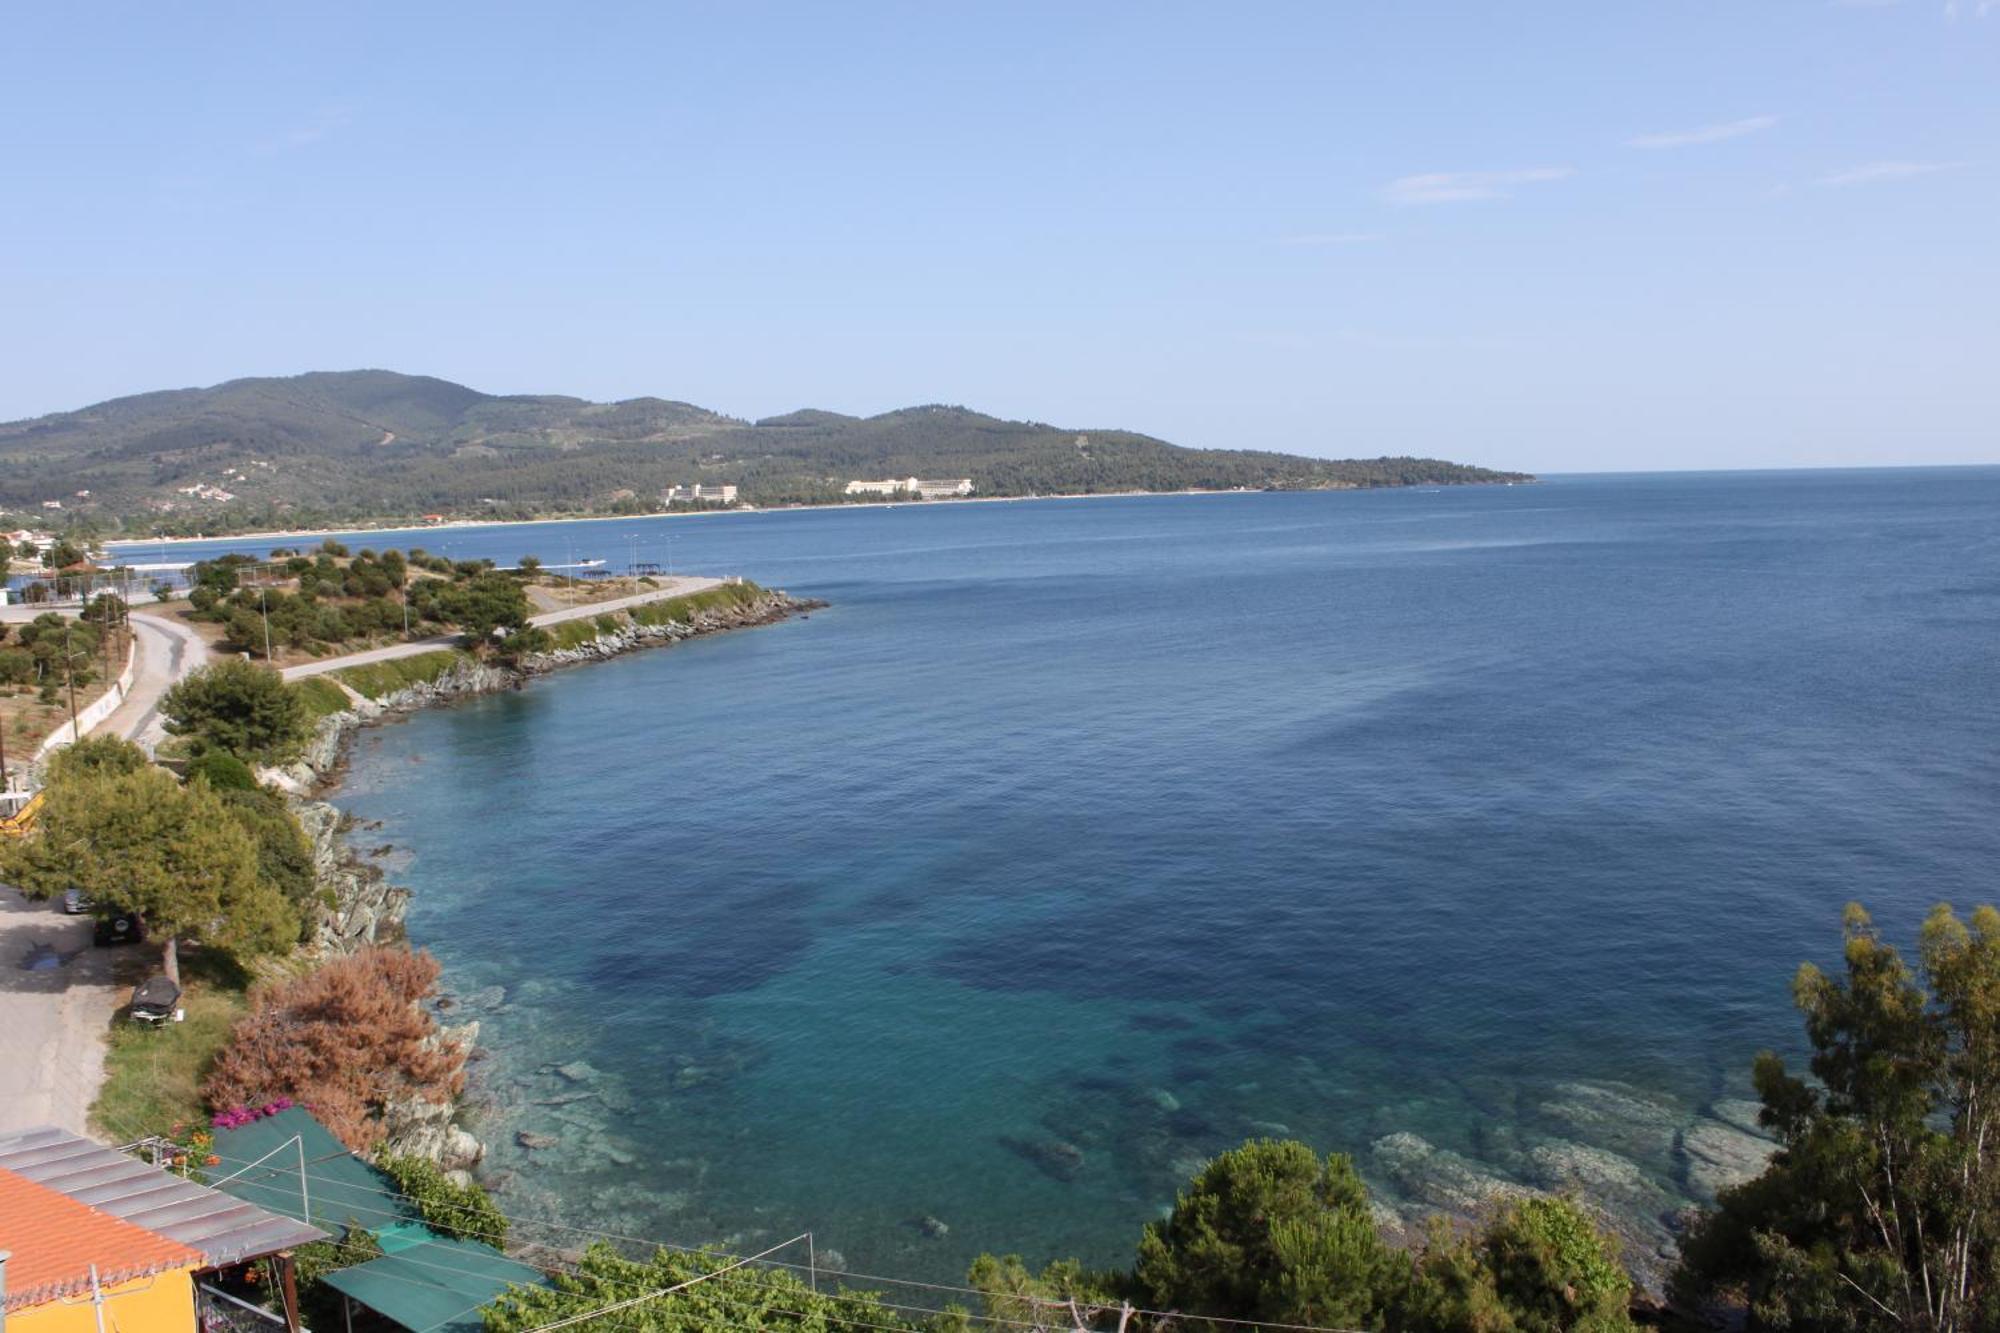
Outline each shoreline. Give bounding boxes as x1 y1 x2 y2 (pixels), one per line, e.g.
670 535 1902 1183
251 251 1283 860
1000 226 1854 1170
102 483 1517 551
279 582 819 1174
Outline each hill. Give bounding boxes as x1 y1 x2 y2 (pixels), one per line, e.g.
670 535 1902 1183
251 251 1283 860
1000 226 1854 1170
0 371 1531 536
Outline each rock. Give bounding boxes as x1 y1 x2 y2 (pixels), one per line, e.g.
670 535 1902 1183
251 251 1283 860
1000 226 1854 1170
1247 1120 1293 1138
1708 1098 1768 1138
554 1061 599 1084
1370 1132 1533 1214
462 985 508 1012
1537 1081 1683 1161
515 1130 560 1151
909 1215 949 1239
1142 1087 1182 1114
999 1136 1086 1182
1526 1141 1647 1195
1680 1119 1776 1200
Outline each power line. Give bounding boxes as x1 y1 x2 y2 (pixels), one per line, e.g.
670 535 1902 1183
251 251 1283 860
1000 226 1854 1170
514 1233 809 1333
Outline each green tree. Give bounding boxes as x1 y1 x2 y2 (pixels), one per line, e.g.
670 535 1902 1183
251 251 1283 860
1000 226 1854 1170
0 764 296 980
1134 1139 1410 1330
377 1155 509 1246
186 749 258 790
161 658 309 763
434 571 532 644
1673 903 2000 1333
46 734 149 783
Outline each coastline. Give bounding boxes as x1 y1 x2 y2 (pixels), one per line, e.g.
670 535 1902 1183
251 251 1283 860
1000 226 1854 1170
102 482 1522 551
276 582 819 1176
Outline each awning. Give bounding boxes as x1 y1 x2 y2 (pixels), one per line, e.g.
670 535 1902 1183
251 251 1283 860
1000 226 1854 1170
204 1107 417 1234
321 1235 550 1333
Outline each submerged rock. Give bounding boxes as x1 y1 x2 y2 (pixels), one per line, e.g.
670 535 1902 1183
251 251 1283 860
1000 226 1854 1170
1536 1081 1683 1162
1369 1132 1533 1214
1708 1098 1769 1138
999 1136 1087 1182
553 1061 599 1084
1680 1119 1776 1200
515 1130 561 1151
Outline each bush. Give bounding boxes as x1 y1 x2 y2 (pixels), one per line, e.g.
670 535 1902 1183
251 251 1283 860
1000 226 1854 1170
162 659 309 763
186 750 257 791
294 675 351 720
377 1154 508 1246
332 649 464 700
203 947 465 1153
46 734 148 782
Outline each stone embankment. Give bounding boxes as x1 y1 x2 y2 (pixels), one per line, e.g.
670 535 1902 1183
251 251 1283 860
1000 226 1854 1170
271 585 818 1177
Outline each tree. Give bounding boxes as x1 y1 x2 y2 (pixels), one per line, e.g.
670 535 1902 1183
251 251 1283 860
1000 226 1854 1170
46 734 148 782
1134 1139 1410 1330
1408 1198 1633 1333
42 539 86 570
0 764 296 980
162 658 309 763
432 570 532 644
204 948 464 1152
1673 903 2000 1333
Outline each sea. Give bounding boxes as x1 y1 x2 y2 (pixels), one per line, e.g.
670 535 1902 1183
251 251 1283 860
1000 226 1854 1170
138 470 2000 1287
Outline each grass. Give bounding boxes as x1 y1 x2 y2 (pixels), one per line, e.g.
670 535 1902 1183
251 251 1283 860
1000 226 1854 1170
294 675 352 720
629 580 765 627
332 649 467 700
90 950 250 1141
547 617 612 650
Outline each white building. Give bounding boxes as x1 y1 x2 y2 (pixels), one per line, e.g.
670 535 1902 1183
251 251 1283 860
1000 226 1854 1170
663 483 739 504
844 477 975 499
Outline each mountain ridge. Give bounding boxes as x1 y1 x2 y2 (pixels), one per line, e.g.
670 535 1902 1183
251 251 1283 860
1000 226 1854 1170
0 370 1532 536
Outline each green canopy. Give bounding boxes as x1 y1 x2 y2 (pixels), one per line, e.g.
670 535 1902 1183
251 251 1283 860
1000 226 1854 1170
204 1107 418 1234
321 1235 549 1333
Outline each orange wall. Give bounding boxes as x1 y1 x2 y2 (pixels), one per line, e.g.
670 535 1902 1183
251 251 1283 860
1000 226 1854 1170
7 1266 196 1333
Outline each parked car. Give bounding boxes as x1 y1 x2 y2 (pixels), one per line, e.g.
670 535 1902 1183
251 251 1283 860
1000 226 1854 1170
94 911 145 947
62 888 92 915
129 976 182 1025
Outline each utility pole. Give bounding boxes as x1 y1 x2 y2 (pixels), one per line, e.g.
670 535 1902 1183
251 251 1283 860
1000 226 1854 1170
62 620 80 742
260 579 273 660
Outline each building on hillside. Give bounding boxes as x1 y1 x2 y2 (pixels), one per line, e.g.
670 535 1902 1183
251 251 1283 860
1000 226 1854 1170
0 1124 326 1332
843 477 975 499
663 483 738 504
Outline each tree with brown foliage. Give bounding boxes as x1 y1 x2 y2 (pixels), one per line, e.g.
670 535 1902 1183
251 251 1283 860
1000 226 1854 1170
204 947 464 1152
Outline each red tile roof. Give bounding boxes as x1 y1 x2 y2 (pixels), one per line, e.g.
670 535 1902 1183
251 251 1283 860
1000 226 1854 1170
0 1166 204 1311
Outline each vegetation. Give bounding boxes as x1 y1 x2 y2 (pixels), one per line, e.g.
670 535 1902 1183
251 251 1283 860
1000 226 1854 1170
203 947 466 1153
294 674 353 720
629 579 766 626
90 951 251 1142
184 546 426 659
483 1241 931 1332
0 756 297 978
332 648 466 700
1673 902 2000 1333
377 1154 509 1246
161 658 310 763
0 370 1530 535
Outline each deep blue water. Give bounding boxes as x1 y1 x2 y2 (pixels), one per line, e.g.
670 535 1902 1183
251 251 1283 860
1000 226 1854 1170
141 473 2000 1281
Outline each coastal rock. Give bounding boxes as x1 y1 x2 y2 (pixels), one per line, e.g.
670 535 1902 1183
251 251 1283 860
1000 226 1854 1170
1142 1087 1181 1114
999 1136 1087 1182
1708 1098 1768 1138
553 1061 599 1084
1369 1132 1533 1214
1680 1119 1776 1200
515 1130 561 1151
380 1095 485 1171
1536 1081 1684 1162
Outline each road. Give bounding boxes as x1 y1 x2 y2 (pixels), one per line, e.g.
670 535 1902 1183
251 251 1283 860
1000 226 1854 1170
0 607 208 1135
280 574 725 680
104 611 213 752
0 880 131 1134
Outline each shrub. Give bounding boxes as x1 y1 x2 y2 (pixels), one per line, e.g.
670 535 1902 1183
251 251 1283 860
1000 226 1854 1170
162 659 309 763
203 947 465 1153
378 1154 508 1246
186 750 258 791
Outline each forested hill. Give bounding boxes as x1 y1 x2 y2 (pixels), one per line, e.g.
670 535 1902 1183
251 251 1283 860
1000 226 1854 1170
0 370 1531 535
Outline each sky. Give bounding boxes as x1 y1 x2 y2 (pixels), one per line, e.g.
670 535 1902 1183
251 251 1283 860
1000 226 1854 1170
2 2 1995 473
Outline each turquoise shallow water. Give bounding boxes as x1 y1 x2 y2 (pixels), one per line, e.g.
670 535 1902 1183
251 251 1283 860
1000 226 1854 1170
166 473 2000 1285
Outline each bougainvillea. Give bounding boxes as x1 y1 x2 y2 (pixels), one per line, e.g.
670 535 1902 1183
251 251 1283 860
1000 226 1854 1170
203 947 464 1151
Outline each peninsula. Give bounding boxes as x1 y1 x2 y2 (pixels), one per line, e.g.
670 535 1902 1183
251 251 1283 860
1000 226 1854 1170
0 370 1531 538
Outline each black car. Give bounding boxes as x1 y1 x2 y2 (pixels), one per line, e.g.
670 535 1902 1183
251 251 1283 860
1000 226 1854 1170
94 911 145 947
130 975 182 1025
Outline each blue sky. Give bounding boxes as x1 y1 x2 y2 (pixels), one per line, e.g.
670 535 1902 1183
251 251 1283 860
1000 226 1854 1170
3 2 1994 472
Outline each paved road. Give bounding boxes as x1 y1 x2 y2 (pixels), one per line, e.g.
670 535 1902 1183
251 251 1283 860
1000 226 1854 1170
105 611 213 752
281 575 725 680
0 889 130 1134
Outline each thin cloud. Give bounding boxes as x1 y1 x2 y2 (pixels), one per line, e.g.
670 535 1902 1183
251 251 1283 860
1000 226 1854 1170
1627 115 1778 150
1381 167 1574 205
1816 159 1967 186
1277 232 1383 246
